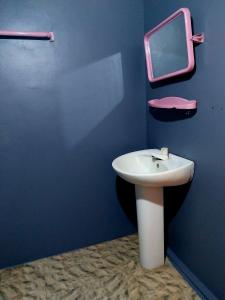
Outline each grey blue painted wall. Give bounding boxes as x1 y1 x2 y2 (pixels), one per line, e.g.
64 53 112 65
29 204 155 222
0 1 224 299
144 1 225 299
0 0 146 268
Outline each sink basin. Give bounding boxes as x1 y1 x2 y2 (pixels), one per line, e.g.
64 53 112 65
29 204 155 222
112 149 194 269
112 149 194 187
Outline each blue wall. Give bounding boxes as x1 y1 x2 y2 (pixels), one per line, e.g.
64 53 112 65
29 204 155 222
144 1 225 299
0 0 146 268
1 1 224 298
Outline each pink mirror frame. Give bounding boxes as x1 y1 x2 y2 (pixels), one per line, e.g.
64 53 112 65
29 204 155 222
144 8 203 83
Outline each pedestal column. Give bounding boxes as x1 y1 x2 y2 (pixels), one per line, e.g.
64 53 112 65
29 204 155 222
135 186 164 269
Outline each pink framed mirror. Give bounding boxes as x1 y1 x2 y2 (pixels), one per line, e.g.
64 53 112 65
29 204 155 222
144 8 204 83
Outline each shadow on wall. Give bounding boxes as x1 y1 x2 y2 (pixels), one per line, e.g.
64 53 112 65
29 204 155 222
59 52 124 150
116 176 137 228
149 107 197 122
164 182 192 253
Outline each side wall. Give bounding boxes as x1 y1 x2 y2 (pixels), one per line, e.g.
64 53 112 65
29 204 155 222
0 0 146 268
144 1 225 299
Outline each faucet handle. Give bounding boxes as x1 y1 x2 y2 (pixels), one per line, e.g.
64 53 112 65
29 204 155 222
160 147 169 157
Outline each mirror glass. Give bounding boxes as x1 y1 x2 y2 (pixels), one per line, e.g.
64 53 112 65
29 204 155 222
144 8 194 82
149 14 188 78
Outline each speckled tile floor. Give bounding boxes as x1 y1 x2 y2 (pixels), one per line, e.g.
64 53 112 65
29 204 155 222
0 234 200 300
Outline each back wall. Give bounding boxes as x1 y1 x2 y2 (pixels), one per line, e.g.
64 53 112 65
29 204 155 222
0 0 146 268
144 1 225 299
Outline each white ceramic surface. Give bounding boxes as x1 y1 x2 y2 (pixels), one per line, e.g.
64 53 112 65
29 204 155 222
112 149 194 187
112 149 194 269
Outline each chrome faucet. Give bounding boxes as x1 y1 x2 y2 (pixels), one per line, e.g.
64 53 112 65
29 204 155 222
160 147 169 159
151 147 169 161
152 156 162 162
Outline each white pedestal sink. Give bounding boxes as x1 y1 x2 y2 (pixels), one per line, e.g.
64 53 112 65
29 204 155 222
112 149 194 269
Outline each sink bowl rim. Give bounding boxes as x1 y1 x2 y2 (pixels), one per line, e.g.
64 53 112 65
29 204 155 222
112 149 194 178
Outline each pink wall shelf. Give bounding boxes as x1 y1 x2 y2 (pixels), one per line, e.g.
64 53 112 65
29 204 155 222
0 30 54 41
148 97 197 110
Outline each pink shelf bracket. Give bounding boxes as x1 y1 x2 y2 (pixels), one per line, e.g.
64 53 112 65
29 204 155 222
191 33 204 44
0 30 55 41
148 97 197 110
